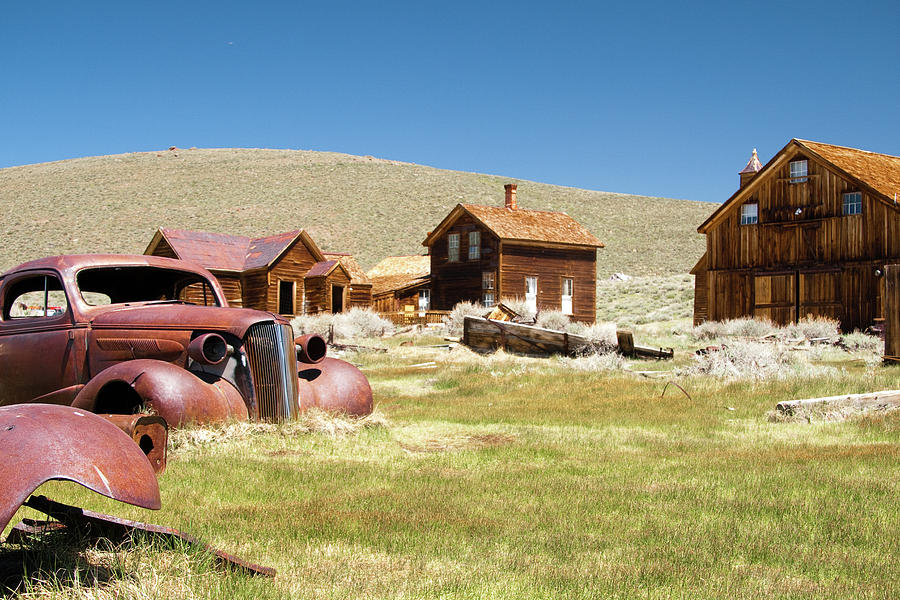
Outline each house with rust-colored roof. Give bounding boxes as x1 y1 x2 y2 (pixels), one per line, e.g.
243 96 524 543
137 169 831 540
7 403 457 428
693 139 900 331
422 185 604 323
366 255 431 313
144 228 364 316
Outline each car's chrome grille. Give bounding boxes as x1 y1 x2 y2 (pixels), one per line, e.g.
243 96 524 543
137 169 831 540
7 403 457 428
244 322 299 421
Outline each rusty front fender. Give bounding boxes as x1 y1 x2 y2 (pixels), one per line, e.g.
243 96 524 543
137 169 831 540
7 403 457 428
0 404 161 532
298 357 373 416
72 360 248 427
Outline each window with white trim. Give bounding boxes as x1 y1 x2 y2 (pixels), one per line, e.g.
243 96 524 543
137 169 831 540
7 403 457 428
842 191 862 215
525 276 537 313
561 278 573 315
740 203 758 225
483 292 495 307
482 271 494 290
789 159 808 183
448 233 460 262
468 231 480 260
418 289 430 315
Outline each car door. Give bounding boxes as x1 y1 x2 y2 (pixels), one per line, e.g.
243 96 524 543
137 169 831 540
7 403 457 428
0 271 81 405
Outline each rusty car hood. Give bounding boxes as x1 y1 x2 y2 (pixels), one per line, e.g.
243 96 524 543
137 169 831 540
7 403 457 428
87 304 286 337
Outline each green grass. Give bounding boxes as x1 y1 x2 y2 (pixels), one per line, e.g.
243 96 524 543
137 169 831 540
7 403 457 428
0 148 712 277
5 343 900 599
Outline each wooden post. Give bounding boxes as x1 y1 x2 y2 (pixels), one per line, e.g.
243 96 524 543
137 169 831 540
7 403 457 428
885 265 900 362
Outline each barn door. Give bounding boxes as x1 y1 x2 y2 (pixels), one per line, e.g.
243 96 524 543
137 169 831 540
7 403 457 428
753 273 795 324
798 271 841 322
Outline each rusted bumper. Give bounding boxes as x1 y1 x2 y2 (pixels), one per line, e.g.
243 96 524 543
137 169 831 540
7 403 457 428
0 404 160 533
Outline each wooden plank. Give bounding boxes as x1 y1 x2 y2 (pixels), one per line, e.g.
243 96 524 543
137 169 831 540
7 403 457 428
885 264 900 360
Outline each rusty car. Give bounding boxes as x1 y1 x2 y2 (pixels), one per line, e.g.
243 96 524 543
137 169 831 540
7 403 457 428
0 255 372 430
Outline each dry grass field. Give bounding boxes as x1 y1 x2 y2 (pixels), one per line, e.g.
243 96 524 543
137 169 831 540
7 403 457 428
0 148 713 276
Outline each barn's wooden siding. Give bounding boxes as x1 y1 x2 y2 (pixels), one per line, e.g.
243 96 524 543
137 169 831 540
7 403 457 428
701 150 898 331
500 244 597 323
241 272 269 313
304 270 351 314
430 214 500 310
152 239 178 259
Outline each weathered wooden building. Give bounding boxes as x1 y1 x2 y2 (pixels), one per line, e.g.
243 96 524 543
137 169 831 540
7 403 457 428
693 139 900 331
366 255 431 313
144 228 365 316
323 253 373 309
422 185 604 323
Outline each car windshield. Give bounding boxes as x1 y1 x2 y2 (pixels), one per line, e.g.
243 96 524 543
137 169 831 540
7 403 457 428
76 266 221 307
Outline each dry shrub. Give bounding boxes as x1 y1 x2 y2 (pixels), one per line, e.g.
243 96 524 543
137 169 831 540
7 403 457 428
684 340 836 380
499 297 536 322
692 316 841 343
784 316 839 341
535 310 570 331
557 350 625 371
291 308 394 339
840 330 883 354
566 321 618 352
443 301 486 337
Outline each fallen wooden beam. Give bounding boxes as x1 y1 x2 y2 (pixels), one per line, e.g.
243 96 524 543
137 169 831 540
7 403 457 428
776 390 900 414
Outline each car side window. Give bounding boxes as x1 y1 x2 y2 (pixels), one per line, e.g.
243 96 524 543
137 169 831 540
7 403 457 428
3 275 69 320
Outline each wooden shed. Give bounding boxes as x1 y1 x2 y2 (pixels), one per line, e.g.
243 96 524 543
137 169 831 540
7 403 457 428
422 184 604 323
366 255 431 313
323 253 373 309
693 139 900 331
144 228 367 316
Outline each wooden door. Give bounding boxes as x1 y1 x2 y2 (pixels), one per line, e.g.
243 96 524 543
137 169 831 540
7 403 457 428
799 271 841 322
754 273 795 324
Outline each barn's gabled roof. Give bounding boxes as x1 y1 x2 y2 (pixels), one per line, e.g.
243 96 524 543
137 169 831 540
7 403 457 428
366 255 431 296
145 228 325 272
323 253 371 286
698 139 900 234
422 204 604 249
305 259 350 280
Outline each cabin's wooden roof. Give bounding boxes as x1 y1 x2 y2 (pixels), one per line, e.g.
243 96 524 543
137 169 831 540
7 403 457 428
698 139 900 233
422 204 604 249
323 253 371 285
366 255 431 296
145 228 325 272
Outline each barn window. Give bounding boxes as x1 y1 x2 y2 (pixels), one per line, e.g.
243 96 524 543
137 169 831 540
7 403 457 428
842 191 862 215
482 271 494 290
789 159 808 183
740 203 758 225
448 233 460 262
468 231 480 260
483 292 495 307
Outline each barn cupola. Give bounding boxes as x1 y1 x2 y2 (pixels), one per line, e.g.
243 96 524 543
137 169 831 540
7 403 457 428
739 148 762 188
504 183 518 210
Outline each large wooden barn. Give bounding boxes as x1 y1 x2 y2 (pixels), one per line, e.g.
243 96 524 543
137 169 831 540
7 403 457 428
693 139 900 331
145 228 369 316
422 185 604 323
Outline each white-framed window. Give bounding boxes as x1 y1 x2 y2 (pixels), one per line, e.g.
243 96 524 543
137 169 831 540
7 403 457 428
418 288 430 316
525 276 538 313
482 271 494 290
483 292 495 307
561 278 573 315
842 191 862 215
789 159 808 183
468 231 480 260
448 233 460 262
740 203 758 225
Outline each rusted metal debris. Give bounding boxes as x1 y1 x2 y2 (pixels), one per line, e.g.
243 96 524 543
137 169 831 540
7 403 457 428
15 496 276 578
0 404 161 533
0 254 373 427
100 414 168 473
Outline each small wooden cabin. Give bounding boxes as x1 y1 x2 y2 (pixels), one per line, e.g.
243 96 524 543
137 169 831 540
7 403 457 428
693 139 900 331
144 228 365 316
367 255 431 313
422 185 604 323
323 253 373 309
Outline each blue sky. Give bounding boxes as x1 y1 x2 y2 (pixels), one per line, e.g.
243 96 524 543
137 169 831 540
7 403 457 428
1 1 897 203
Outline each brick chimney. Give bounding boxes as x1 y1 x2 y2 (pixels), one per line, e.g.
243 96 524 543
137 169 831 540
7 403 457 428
739 148 762 188
504 184 517 210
